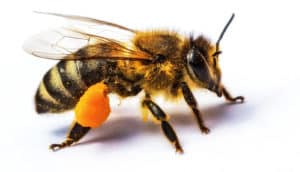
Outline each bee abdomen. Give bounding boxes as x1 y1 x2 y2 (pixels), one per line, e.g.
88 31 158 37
35 59 112 114
35 81 68 113
76 59 110 87
57 60 87 99
35 60 87 113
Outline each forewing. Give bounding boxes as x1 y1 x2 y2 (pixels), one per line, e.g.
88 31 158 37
23 12 152 61
24 28 88 60
34 11 136 33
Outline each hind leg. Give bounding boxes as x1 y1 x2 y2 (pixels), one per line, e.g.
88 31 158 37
50 122 90 151
50 82 110 151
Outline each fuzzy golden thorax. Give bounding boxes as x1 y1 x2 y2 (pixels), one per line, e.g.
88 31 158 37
131 31 186 96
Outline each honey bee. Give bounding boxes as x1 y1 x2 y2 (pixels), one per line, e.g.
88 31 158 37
24 12 244 153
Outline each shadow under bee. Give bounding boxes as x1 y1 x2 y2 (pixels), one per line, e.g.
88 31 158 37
52 102 253 148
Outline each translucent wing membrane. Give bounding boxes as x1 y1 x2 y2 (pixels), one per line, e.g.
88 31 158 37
23 12 152 61
24 28 87 59
34 11 136 33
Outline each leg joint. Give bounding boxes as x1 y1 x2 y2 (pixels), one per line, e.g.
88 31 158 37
142 99 167 121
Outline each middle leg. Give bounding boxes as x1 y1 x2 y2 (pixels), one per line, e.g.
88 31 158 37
142 96 183 153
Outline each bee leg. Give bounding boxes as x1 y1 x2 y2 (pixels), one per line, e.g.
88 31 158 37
142 98 183 153
180 82 210 134
222 87 244 103
49 122 90 151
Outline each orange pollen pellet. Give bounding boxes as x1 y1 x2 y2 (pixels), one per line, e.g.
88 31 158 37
74 82 111 128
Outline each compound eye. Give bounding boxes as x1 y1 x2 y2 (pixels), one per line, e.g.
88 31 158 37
187 49 211 83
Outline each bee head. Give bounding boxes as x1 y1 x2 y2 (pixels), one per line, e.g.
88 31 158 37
185 14 235 97
186 36 222 96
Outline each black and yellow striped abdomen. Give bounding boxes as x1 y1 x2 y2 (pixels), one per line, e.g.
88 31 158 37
35 59 117 113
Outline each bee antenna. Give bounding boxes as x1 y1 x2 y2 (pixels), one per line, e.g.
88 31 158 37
216 13 235 54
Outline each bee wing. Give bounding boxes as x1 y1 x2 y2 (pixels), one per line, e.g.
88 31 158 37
34 12 136 33
23 12 152 61
24 28 86 60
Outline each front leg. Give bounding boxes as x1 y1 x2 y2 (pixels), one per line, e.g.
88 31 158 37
222 86 244 103
180 82 210 134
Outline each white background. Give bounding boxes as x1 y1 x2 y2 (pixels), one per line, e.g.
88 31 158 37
1 0 299 171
